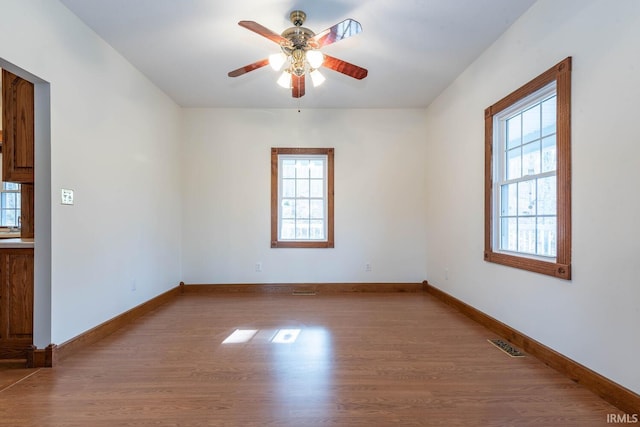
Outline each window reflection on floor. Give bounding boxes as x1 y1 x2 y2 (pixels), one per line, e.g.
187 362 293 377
216 326 337 415
221 329 258 344
271 328 301 344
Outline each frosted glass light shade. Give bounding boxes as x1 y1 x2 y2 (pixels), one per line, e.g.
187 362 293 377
306 50 324 68
277 71 291 88
310 69 326 87
269 53 287 71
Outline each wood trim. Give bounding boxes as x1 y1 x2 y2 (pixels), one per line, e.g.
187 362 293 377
27 344 56 368
182 282 424 294
555 59 572 268
484 57 572 280
270 147 335 248
20 183 35 239
423 281 640 414
55 285 181 363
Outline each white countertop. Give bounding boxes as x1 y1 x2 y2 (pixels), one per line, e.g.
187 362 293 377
0 238 35 248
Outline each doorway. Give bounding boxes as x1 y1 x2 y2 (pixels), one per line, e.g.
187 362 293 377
0 58 52 367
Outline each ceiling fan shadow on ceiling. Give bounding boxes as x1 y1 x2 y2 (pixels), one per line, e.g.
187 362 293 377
227 10 368 98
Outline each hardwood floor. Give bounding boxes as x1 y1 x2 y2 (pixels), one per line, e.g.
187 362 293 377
0 292 623 426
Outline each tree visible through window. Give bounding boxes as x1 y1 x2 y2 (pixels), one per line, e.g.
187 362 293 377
271 147 334 248
484 57 571 279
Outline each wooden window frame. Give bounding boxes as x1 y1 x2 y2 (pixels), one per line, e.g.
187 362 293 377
271 147 334 248
484 57 571 280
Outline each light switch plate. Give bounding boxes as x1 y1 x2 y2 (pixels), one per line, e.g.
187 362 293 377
61 189 74 205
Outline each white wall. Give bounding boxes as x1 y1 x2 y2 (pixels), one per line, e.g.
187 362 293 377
182 108 427 284
424 0 640 394
0 0 183 345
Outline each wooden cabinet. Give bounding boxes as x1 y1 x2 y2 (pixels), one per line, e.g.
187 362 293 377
0 248 34 360
1 69 35 183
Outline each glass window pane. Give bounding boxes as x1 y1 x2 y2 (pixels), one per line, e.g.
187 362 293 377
282 160 296 178
500 217 518 252
500 183 517 216
518 217 536 254
522 104 541 144
517 180 536 216
3 182 20 191
281 199 295 219
4 193 16 208
296 179 309 197
541 135 556 173
281 220 295 239
309 160 324 179
7 211 16 226
295 199 310 219
282 179 295 197
506 148 521 180
310 179 323 198
537 216 557 257
506 114 521 149
522 141 541 176
541 96 556 137
310 220 325 239
296 160 310 178
310 200 324 219
537 176 556 215
295 221 309 239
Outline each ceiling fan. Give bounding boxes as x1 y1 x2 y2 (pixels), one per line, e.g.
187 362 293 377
228 10 368 98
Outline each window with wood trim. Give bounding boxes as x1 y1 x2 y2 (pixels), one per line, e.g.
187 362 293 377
271 147 334 248
484 57 571 279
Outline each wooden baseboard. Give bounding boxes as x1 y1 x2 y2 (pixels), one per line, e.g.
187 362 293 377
422 280 640 415
55 285 181 363
27 344 56 368
182 282 424 294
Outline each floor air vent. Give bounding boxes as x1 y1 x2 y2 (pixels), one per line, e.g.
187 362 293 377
292 290 317 296
488 339 525 357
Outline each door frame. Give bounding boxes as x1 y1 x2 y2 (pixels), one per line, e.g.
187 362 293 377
0 58 52 352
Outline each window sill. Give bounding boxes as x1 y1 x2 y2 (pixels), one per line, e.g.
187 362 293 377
484 250 571 280
0 229 21 239
271 240 334 248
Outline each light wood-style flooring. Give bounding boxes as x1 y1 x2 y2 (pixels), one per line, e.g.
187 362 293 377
0 292 623 426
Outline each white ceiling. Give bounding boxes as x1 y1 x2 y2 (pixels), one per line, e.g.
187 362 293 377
59 0 536 109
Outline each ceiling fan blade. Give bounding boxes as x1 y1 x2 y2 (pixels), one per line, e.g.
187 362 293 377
322 55 368 80
310 19 363 48
292 74 305 98
238 21 290 46
228 58 269 77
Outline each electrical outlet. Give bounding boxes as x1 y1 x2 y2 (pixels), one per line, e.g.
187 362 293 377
131 280 137 292
255 262 262 272
445 268 449 280
365 263 372 272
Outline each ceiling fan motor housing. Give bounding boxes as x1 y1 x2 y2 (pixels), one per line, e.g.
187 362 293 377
289 10 306 27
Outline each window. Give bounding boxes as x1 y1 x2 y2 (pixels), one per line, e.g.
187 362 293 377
0 181 21 228
271 147 334 248
484 57 571 279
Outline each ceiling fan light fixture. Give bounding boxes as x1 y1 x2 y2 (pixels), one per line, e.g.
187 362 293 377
310 69 326 87
277 71 291 88
306 50 324 69
269 52 287 71
228 11 368 98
